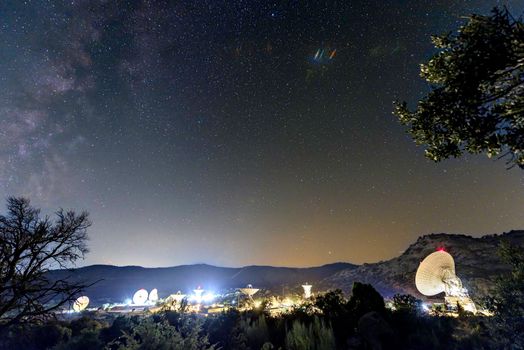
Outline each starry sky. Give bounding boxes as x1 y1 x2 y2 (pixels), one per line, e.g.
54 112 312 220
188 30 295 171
1 0 523 268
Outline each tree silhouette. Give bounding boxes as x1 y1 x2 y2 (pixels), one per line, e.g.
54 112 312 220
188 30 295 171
348 282 385 319
488 242 524 348
0 197 91 330
109 317 216 350
395 8 524 168
392 294 422 313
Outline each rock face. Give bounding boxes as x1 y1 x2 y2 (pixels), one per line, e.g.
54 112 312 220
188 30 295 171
323 230 524 300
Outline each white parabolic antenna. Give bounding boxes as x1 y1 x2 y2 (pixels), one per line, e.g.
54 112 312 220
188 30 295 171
416 250 477 313
148 288 159 303
72 296 89 312
415 250 456 296
169 291 186 303
133 289 149 305
302 283 313 299
239 284 259 298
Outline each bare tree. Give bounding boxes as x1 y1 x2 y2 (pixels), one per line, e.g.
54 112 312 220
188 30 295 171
0 197 91 329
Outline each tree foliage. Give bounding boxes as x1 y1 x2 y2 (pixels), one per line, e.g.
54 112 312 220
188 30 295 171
110 317 215 350
348 282 386 319
395 8 524 168
487 242 524 348
285 317 335 350
0 291 499 350
240 314 270 349
0 197 91 329
392 294 422 313
313 289 348 318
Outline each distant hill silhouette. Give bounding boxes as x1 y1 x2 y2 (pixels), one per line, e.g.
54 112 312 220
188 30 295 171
48 262 356 305
323 230 524 301
49 230 524 305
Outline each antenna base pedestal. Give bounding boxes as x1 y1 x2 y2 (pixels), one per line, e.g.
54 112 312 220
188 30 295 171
444 295 477 313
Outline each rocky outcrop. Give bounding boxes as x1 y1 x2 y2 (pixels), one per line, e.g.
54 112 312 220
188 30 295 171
323 230 524 300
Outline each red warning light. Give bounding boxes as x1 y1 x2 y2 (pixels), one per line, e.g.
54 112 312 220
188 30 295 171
437 247 445 252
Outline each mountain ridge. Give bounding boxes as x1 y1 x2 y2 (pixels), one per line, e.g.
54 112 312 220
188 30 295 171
61 261 353 271
48 230 524 305
48 262 357 305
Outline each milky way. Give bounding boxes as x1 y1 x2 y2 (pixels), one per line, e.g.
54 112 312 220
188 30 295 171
1 1 523 267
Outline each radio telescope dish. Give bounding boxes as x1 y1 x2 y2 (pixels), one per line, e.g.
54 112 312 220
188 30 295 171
239 284 259 299
72 296 89 312
133 289 149 305
167 291 186 303
415 250 477 313
302 283 313 299
193 287 205 303
193 287 204 296
148 288 159 303
415 250 455 296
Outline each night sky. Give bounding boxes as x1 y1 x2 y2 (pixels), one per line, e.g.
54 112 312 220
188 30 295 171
1 1 523 268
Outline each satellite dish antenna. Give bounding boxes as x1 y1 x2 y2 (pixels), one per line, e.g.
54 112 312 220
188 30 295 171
239 284 259 299
302 283 313 299
415 250 477 313
415 250 456 296
193 286 205 303
148 288 159 303
72 296 89 312
168 291 186 303
133 289 149 305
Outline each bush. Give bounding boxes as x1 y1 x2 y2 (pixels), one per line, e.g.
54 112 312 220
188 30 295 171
285 317 335 350
109 317 215 350
52 329 103 350
392 294 422 313
348 282 385 319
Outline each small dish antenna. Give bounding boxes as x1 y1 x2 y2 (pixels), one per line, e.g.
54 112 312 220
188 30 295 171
148 288 159 303
302 283 313 299
168 291 186 303
239 284 259 299
193 286 205 303
133 289 149 305
72 296 89 312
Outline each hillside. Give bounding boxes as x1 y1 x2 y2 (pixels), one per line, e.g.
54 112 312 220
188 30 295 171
323 230 524 300
48 262 356 305
49 230 524 305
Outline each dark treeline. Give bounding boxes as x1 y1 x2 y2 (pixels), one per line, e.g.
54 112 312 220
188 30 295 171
0 280 520 350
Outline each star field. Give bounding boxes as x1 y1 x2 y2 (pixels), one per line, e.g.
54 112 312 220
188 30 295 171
1 0 523 267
